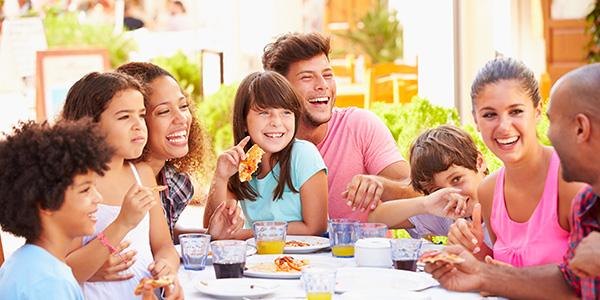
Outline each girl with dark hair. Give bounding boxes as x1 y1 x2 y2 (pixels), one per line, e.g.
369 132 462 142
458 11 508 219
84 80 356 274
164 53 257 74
450 58 585 267
204 71 328 239
60 72 183 299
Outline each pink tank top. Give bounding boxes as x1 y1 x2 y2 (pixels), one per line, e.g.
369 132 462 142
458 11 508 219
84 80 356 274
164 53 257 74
491 151 569 267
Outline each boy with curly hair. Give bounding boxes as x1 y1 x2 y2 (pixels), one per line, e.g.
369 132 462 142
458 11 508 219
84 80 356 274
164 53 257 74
368 125 492 250
0 119 112 299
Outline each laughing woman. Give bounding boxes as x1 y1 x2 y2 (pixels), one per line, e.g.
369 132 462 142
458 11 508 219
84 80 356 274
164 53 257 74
116 62 242 241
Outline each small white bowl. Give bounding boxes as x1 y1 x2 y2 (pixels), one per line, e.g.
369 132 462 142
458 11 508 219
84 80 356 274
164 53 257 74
354 238 392 268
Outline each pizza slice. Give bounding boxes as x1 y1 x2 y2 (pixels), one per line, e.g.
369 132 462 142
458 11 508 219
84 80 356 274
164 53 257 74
149 185 167 192
133 274 175 295
418 250 465 264
238 144 265 182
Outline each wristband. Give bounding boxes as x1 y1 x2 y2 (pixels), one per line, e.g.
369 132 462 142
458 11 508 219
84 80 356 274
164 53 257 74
97 232 129 265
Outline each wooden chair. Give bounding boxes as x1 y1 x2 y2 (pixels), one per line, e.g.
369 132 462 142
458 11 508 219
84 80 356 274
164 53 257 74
364 62 418 109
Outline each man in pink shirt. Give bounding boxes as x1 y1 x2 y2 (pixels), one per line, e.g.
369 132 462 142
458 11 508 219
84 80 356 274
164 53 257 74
262 32 420 222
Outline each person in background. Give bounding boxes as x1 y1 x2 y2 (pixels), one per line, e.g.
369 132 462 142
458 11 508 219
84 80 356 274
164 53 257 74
204 71 328 239
261 32 419 223
166 0 193 31
369 125 492 250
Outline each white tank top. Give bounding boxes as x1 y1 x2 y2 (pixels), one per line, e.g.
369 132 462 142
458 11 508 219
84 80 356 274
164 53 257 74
80 163 154 300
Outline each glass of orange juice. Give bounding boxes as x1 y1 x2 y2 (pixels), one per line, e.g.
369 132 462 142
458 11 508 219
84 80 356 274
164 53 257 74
328 219 360 258
301 268 336 300
253 221 287 254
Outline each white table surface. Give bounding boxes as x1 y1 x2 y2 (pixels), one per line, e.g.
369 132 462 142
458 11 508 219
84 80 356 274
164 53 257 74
178 251 497 300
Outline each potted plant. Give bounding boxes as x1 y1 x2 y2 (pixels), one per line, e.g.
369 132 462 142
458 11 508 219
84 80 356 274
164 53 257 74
334 0 403 64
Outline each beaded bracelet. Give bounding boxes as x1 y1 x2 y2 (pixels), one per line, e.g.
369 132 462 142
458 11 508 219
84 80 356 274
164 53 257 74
97 232 129 265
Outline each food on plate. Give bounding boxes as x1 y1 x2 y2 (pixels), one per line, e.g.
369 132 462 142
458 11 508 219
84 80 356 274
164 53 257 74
285 240 311 247
133 274 175 295
239 144 265 182
149 185 167 192
247 256 310 273
418 250 465 264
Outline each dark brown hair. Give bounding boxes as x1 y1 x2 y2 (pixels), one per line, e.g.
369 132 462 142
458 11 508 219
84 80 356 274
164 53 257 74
60 71 145 122
115 62 212 180
409 125 485 195
0 119 112 242
262 32 331 76
229 71 302 201
471 57 541 116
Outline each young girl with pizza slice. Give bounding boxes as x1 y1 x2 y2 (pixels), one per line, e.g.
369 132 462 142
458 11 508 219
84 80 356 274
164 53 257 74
450 58 585 267
59 72 183 300
205 71 328 240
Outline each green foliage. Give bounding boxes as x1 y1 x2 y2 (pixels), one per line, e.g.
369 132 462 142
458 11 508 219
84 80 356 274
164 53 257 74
197 83 239 159
585 1 600 63
152 51 202 102
370 97 550 174
370 98 459 158
334 0 403 64
42 6 137 68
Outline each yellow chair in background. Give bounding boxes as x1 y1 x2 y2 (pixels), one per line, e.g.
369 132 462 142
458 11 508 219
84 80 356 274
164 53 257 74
330 54 356 84
364 62 418 109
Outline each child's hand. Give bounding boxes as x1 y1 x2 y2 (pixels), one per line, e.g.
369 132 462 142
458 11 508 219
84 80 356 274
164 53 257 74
148 258 177 278
448 203 484 254
215 136 251 180
422 188 464 219
89 240 137 282
207 199 244 239
117 184 156 230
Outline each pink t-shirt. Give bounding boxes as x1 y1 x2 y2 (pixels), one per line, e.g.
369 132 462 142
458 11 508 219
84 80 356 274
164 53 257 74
316 107 404 222
491 151 569 267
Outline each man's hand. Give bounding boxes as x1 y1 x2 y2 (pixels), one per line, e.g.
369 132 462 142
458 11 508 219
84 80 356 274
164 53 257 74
570 231 600 278
89 240 137 282
341 175 383 213
424 245 483 292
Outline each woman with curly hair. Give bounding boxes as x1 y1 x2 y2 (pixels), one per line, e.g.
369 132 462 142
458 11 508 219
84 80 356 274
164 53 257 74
116 62 242 241
0 120 113 299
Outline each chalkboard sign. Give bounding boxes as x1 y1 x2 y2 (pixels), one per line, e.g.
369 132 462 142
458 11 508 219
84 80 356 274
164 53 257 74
35 48 110 121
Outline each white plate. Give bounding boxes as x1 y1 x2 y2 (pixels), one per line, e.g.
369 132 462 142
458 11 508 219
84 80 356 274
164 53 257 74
174 244 257 264
244 254 347 279
246 235 330 254
335 268 436 293
195 278 279 299
341 289 431 300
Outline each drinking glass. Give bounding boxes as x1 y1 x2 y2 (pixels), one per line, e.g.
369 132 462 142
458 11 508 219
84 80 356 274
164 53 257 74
253 221 287 254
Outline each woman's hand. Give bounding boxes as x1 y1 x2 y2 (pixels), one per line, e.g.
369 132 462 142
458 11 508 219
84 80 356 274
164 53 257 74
448 203 484 254
116 184 156 231
214 136 250 180
88 240 137 282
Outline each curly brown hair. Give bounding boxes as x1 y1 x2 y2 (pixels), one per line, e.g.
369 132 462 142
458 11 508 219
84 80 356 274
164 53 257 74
115 62 212 183
0 119 113 242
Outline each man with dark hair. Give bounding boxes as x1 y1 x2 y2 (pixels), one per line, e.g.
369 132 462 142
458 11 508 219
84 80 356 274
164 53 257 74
262 32 419 222
424 63 600 300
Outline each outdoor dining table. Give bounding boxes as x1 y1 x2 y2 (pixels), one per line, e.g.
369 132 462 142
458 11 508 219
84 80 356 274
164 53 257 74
177 250 501 300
